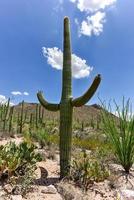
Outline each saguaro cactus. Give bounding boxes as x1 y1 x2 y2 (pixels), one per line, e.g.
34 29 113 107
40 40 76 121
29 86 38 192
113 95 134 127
37 17 101 178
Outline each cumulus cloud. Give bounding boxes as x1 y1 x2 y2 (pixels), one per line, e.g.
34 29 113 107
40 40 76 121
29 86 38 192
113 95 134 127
80 11 106 36
0 95 8 104
42 47 93 78
70 0 76 2
0 95 14 106
11 91 29 96
70 0 116 13
70 0 116 37
23 92 29 96
43 47 62 70
11 91 22 96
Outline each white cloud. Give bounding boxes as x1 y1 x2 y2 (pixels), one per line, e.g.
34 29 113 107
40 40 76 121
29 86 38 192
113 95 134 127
70 0 116 37
43 47 62 70
11 91 22 96
70 0 116 13
42 47 93 79
0 95 14 106
23 92 29 96
70 0 76 2
80 11 106 36
0 95 8 104
11 91 29 96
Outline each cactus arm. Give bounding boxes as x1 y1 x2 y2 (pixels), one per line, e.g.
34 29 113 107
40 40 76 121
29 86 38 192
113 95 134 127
72 74 101 107
37 91 60 111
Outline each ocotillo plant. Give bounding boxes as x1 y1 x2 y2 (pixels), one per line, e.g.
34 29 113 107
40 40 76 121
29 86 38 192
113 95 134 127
37 17 101 178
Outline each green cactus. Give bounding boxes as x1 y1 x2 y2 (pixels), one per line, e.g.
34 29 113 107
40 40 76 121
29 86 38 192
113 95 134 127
17 101 27 134
29 113 34 133
35 104 39 129
37 17 101 178
8 106 14 133
1 98 10 131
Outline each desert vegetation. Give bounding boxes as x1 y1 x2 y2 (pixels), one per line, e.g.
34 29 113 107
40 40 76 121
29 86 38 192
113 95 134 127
0 17 133 200
0 94 134 199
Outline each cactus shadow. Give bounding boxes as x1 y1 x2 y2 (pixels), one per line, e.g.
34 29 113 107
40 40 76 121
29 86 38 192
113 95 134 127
34 177 60 186
34 166 60 186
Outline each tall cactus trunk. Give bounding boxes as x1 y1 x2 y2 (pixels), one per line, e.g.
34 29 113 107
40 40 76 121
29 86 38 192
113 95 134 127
37 16 101 179
60 17 73 178
60 103 73 177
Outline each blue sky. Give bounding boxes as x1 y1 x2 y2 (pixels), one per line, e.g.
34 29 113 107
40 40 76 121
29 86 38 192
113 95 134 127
0 0 134 106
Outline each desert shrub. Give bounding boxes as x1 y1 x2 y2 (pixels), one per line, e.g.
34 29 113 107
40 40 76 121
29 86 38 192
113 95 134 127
49 134 59 145
28 128 50 148
101 98 134 173
94 145 116 165
70 150 109 191
12 164 37 196
35 129 50 148
0 141 42 181
72 136 110 150
27 127 59 147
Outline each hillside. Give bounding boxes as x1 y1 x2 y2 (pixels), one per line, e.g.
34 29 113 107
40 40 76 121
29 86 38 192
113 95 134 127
14 102 103 123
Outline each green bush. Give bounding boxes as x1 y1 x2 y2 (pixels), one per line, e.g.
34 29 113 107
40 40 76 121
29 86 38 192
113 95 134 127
27 127 59 147
0 141 42 179
70 150 109 191
72 136 110 150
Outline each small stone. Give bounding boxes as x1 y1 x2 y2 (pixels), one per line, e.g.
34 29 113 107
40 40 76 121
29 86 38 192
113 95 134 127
3 184 13 193
119 189 134 200
0 190 6 197
10 195 22 200
41 185 57 194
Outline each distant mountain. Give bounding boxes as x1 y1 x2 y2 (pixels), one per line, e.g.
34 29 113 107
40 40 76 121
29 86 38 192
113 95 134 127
13 102 106 123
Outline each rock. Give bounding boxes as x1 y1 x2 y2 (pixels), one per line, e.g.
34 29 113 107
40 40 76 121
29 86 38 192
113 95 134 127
10 195 22 200
3 184 13 194
56 182 82 200
12 185 22 195
41 185 57 194
0 190 6 197
119 189 134 200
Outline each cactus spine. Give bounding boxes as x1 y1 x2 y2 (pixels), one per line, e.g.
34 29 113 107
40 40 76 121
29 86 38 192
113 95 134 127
37 17 101 178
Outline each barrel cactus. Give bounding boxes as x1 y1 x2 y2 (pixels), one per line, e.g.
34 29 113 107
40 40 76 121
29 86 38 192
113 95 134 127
37 17 101 178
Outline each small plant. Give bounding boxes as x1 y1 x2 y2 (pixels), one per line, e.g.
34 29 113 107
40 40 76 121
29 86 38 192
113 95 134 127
101 98 134 173
0 141 42 182
72 136 109 150
32 129 50 148
70 150 109 191
16 164 37 196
